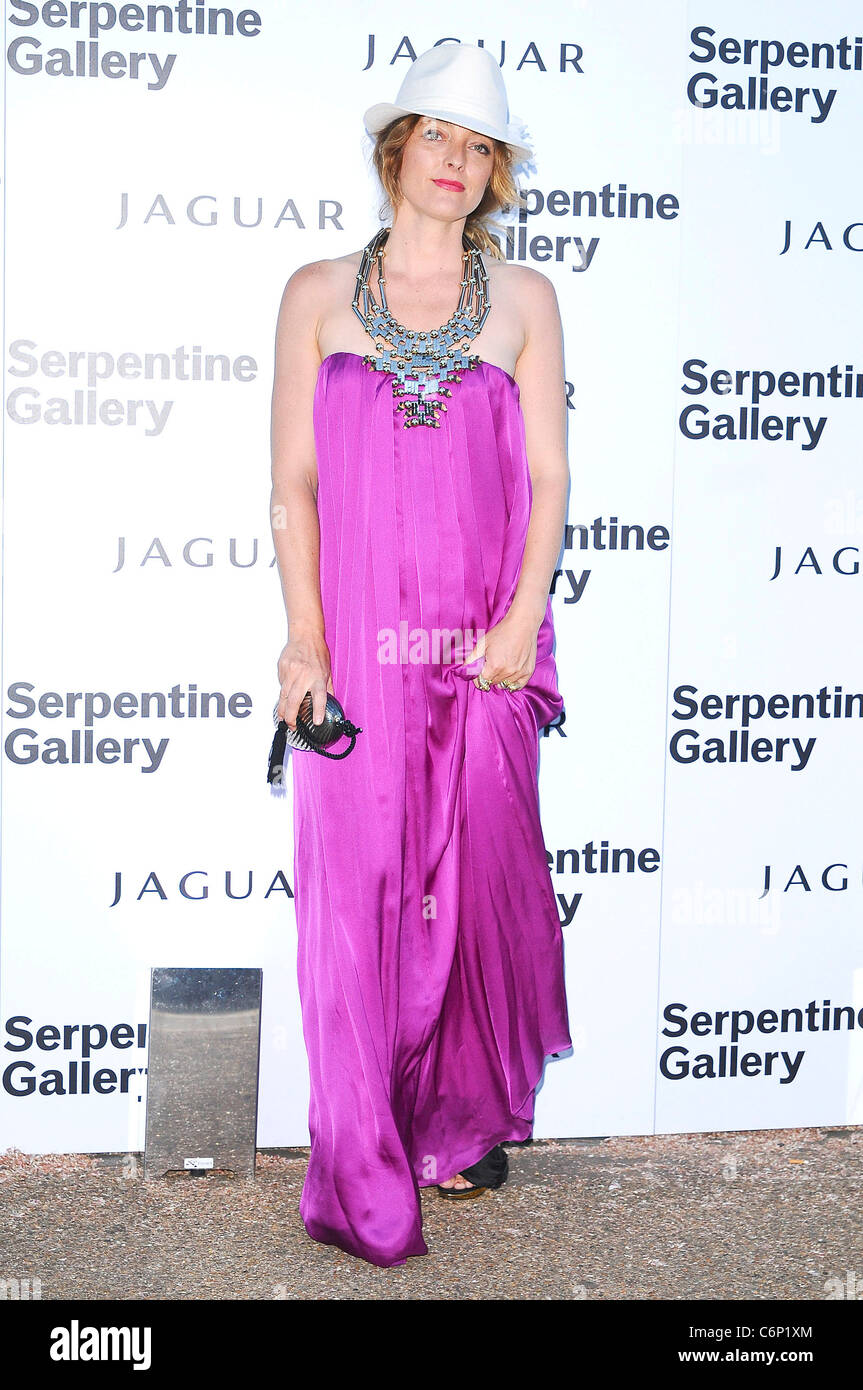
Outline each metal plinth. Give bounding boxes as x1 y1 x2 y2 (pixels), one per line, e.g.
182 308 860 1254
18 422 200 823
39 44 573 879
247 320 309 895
143 966 262 1182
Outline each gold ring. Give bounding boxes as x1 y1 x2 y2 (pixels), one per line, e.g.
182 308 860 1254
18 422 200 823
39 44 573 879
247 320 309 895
476 675 491 691
499 680 514 691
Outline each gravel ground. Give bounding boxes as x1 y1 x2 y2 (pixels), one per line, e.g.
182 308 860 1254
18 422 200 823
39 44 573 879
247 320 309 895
1 1126 860 1301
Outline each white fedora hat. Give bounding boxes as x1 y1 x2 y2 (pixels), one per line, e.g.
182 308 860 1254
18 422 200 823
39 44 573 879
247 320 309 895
363 43 532 165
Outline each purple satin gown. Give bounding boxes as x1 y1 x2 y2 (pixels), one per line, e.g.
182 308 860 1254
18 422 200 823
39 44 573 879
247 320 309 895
290 350 572 1267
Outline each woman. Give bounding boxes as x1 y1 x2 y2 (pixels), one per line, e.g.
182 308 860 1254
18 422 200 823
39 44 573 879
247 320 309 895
269 43 572 1267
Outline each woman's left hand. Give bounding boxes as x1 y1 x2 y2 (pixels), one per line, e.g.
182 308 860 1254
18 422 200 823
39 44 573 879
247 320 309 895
466 612 538 691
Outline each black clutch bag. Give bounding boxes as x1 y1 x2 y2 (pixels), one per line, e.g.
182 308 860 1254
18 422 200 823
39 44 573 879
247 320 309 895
267 691 362 785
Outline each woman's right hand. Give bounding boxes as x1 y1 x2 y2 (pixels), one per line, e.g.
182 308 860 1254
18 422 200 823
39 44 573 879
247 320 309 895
277 627 334 730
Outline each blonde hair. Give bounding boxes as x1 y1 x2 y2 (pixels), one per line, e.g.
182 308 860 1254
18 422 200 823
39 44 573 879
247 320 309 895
369 114 529 260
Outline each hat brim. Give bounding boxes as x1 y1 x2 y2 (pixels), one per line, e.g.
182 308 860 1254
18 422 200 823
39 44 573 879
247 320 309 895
362 102 532 165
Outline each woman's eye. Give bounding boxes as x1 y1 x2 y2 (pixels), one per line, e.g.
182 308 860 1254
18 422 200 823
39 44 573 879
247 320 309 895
423 127 489 154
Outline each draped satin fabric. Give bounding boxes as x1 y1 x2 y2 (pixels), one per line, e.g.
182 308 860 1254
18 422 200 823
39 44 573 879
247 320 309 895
289 351 572 1267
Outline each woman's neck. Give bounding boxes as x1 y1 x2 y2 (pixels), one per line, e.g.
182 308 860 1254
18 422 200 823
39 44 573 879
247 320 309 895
381 212 468 282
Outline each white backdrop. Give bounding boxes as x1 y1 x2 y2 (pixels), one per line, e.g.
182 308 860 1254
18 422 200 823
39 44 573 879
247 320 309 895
2 0 862 1154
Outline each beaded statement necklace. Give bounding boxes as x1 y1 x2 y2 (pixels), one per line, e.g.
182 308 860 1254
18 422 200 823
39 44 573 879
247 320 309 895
352 226 491 429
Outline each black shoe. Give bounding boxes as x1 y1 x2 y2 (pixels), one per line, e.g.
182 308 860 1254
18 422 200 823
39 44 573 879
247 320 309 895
436 1144 508 1200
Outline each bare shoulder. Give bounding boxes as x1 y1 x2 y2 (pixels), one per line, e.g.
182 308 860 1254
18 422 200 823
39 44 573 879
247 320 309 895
496 265 566 467
493 261 560 313
486 259 558 298
285 250 364 286
276 254 355 308
276 253 362 332
277 256 341 307
486 260 561 344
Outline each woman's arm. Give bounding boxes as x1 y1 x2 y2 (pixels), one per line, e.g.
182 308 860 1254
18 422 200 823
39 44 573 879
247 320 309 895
270 262 334 729
469 269 570 691
508 268 570 631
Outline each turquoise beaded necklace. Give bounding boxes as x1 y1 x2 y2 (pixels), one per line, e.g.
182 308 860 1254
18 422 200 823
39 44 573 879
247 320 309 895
352 225 491 429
